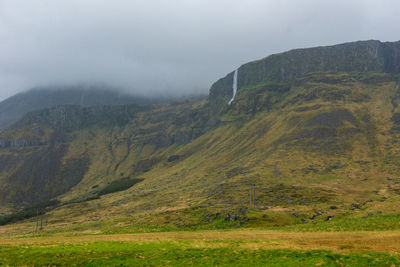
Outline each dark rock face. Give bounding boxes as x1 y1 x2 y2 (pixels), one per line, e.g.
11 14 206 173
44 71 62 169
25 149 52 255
238 40 400 85
0 86 168 130
209 71 236 116
209 40 400 111
13 104 145 132
0 139 44 148
382 41 400 73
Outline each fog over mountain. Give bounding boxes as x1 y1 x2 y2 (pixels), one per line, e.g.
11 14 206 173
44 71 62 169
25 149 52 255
1 0 400 100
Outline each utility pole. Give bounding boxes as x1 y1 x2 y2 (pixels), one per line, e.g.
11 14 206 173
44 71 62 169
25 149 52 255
35 208 39 232
249 186 256 209
249 189 252 208
253 186 256 208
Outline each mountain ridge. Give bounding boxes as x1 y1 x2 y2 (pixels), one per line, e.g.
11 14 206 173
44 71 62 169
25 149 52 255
1 40 400 231
209 40 400 113
0 86 170 130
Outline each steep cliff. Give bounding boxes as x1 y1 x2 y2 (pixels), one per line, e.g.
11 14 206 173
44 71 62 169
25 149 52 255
2 40 400 230
0 100 211 207
209 40 400 113
0 86 169 130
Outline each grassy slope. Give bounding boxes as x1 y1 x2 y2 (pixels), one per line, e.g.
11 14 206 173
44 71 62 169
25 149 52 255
1 72 400 234
77 72 400 230
1 72 400 265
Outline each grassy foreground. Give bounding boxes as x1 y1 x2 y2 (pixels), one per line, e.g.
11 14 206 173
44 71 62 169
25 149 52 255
1 230 400 266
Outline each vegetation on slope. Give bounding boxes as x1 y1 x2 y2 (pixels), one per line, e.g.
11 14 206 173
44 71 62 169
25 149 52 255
0 70 399 233
1 40 400 231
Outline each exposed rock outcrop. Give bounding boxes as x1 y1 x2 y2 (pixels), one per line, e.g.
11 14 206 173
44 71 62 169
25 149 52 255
209 40 400 113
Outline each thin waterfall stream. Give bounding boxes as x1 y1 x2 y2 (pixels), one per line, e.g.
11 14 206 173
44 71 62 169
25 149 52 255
228 69 238 104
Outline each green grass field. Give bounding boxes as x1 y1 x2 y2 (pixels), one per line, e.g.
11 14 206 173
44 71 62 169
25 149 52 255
0 244 397 266
1 233 400 266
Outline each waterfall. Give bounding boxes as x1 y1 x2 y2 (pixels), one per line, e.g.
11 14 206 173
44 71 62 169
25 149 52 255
228 69 238 105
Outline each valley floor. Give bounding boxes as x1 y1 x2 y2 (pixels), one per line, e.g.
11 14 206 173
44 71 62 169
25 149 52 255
1 230 400 266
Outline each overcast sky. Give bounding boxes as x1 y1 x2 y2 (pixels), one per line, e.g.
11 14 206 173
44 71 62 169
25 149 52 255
0 0 399 101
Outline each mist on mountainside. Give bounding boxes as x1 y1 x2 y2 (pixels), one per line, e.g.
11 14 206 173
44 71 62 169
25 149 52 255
1 0 400 101
0 85 183 130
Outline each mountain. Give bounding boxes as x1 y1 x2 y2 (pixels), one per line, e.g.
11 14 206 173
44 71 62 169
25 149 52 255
210 39 400 113
0 86 168 130
1 40 400 230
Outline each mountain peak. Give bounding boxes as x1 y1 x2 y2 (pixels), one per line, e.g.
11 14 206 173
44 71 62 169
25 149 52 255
209 40 400 109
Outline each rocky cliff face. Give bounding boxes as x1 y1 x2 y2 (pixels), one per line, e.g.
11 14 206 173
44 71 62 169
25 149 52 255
0 86 169 130
0 139 44 148
13 104 146 131
209 40 400 111
0 98 212 206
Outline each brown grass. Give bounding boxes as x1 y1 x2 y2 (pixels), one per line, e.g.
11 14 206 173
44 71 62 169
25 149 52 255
1 230 400 253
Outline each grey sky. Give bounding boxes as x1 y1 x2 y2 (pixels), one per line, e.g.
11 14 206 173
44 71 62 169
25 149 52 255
0 0 399 100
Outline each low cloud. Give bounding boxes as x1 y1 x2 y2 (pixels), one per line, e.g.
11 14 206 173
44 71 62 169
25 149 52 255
0 0 399 100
